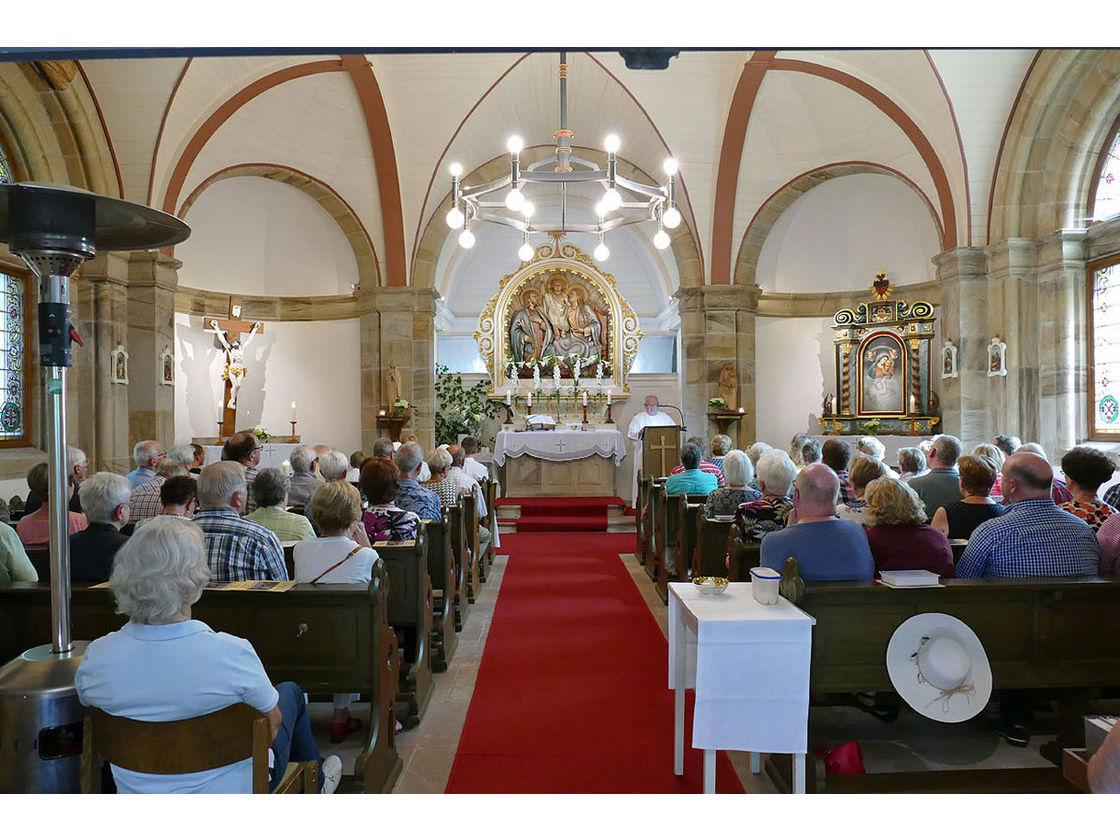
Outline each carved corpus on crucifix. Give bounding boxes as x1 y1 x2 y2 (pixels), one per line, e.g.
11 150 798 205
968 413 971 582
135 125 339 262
205 296 263 437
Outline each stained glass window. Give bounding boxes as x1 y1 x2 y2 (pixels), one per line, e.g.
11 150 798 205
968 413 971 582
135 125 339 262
1091 262 1120 438
0 141 27 444
1095 128 1120 221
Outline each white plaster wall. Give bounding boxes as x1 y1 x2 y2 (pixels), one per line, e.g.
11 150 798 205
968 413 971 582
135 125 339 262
176 176 360 298
755 316 835 446
755 173 940 293
173 314 362 454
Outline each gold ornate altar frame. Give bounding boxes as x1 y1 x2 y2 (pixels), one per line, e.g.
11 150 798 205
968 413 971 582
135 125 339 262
823 285 941 436
474 240 642 396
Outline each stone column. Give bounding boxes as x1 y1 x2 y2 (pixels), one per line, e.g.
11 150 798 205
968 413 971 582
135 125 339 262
1035 229 1087 458
364 287 439 453
934 247 989 445
984 238 1037 447
126 251 181 453
675 284 761 449
70 252 131 473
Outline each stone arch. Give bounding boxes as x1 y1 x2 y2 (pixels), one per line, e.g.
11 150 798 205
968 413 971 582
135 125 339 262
178 163 381 290
733 162 944 287
0 61 118 193
411 147 701 295
989 49 1120 242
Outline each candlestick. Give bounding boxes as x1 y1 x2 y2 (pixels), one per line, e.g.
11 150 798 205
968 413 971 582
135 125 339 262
290 401 297 422
289 420 298 441
505 403 514 424
216 420 225 445
582 402 589 424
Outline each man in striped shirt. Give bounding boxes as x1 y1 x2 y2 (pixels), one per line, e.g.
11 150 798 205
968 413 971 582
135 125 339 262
193 461 287 582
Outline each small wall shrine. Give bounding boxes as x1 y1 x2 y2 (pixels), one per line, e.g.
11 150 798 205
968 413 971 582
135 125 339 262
474 238 642 419
821 273 941 436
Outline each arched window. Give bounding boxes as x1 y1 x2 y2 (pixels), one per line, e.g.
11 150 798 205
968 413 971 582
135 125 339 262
0 141 29 446
1094 125 1120 222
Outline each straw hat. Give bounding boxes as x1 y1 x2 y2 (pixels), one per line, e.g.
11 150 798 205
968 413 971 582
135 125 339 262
886 613 992 723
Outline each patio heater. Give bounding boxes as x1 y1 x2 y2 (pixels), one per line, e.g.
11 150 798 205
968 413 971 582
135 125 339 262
0 183 189 792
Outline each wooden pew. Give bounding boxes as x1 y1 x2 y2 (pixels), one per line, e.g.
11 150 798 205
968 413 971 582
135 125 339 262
643 478 667 582
461 492 481 603
654 488 707 602
726 527 762 581
693 516 734 578
765 575 1120 793
375 527 434 727
636 475 653 564
672 494 708 584
446 502 470 631
0 570 403 794
423 512 458 671
479 477 497 582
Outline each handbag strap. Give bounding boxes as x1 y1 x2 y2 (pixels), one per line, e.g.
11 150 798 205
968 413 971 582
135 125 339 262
309 544 364 585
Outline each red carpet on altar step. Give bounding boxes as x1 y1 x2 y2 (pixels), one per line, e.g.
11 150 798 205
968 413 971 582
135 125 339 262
495 496 624 533
445 532 743 794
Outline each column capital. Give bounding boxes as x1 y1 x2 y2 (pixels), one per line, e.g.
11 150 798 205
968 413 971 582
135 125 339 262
362 286 441 315
933 246 987 282
127 249 182 291
674 283 761 314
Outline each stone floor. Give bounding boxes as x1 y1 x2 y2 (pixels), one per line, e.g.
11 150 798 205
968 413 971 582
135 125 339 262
308 542 1058 794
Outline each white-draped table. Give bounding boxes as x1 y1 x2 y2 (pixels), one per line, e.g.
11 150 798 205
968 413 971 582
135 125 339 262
493 428 626 498
668 581 816 794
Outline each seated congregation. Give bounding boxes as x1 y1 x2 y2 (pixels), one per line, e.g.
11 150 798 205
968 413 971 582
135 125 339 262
0 428 496 794
641 429 1119 757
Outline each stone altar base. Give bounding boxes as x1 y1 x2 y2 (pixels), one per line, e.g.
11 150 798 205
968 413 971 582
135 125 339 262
502 454 617 498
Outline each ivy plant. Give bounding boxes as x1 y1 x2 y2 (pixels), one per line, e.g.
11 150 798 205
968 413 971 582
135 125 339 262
433 364 504 446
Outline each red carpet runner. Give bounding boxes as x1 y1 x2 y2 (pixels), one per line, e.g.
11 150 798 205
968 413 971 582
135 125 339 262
445 532 744 793
496 496 624 533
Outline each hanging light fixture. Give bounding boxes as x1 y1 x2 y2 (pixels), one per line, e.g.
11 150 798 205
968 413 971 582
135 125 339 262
444 51 680 260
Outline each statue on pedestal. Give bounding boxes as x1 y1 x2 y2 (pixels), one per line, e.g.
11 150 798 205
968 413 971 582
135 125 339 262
718 363 737 410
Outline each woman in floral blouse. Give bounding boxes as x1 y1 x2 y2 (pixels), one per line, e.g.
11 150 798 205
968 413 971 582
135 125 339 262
703 450 761 517
1058 446 1118 532
360 457 421 542
735 449 798 542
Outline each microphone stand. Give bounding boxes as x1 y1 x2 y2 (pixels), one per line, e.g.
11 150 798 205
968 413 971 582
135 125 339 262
656 404 687 432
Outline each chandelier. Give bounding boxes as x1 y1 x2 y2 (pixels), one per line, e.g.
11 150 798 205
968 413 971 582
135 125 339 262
444 51 681 263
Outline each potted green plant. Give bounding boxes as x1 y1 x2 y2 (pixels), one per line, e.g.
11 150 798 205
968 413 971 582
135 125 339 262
708 397 728 412
433 365 505 446
862 417 882 434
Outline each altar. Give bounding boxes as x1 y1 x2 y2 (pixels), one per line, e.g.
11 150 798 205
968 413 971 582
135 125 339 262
202 443 302 472
494 428 626 498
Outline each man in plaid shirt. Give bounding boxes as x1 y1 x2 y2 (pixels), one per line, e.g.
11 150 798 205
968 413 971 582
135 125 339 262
957 452 1099 579
128 461 190 527
956 451 1099 748
193 461 287 581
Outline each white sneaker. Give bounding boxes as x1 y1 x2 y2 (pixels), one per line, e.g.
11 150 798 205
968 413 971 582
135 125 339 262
321 755 343 794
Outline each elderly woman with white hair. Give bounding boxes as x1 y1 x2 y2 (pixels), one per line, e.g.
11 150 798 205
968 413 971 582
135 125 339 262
70 472 132 582
709 434 733 474
702 450 762 518
734 449 798 543
286 445 324 509
857 436 899 478
74 516 341 794
318 449 351 483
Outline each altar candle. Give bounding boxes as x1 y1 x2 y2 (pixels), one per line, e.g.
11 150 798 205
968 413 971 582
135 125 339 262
830 396 836 414
290 401 297 422
505 389 512 406
606 389 612 406
582 391 588 406
909 394 917 414
738 406 744 414
527 391 533 408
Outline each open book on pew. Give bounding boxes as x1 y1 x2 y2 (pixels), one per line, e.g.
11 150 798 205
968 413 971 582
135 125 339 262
205 580 296 592
877 569 943 589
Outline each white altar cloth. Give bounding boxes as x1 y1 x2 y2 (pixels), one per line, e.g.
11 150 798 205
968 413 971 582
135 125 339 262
203 443 302 473
493 428 627 467
668 581 815 793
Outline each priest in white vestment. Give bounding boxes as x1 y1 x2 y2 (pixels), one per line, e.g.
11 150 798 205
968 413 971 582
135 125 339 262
627 395 676 507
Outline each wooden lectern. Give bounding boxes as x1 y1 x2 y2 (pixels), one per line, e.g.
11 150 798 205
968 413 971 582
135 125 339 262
640 425 683 481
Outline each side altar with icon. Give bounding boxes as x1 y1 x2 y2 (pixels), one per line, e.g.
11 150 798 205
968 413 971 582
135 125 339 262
474 239 641 496
820 274 942 437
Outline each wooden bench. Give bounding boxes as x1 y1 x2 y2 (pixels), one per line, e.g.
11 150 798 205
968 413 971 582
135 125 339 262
461 492 482 604
374 528 434 727
423 512 458 671
636 475 653 564
653 488 708 602
641 477 666 579
692 515 734 578
0 574 403 794
672 494 707 584
765 575 1120 793
445 502 470 631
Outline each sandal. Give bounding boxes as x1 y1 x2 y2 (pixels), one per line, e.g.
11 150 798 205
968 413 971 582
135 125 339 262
329 716 362 743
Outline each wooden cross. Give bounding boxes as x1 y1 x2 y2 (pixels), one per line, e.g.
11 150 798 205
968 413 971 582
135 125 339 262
647 433 678 478
205 296 263 438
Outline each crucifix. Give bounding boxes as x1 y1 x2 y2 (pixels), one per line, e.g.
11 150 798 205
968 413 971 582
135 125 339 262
205 296 263 438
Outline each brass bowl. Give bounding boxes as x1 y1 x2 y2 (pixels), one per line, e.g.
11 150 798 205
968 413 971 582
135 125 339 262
693 576 729 595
